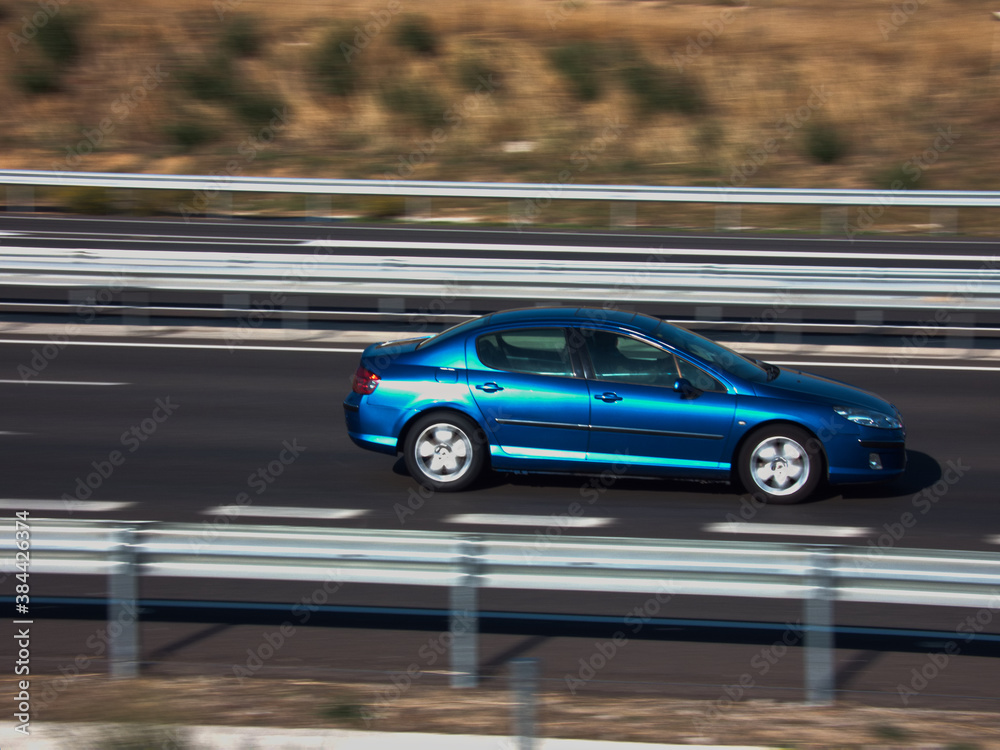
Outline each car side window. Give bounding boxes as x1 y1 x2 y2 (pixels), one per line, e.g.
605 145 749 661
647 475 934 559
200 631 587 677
676 357 726 393
476 328 575 377
584 331 679 386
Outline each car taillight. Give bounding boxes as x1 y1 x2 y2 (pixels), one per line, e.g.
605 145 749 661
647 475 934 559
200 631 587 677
352 366 380 395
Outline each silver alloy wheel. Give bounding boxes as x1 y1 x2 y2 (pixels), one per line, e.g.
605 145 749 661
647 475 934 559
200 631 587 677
748 435 810 497
413 422 474 484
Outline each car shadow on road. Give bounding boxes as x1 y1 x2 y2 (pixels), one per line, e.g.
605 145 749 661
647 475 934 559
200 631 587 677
825 449 941 501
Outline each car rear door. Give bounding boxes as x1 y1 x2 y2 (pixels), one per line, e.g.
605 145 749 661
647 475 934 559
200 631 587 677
466 327 591 465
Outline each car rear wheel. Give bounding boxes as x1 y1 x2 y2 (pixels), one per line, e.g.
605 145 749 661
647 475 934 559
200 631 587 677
404 413 485 492
737 426 821 504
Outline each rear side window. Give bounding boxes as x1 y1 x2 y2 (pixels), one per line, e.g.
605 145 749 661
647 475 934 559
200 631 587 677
476 328 574 377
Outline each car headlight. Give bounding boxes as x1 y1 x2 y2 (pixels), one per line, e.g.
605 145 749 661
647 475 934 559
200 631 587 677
833 406 903 429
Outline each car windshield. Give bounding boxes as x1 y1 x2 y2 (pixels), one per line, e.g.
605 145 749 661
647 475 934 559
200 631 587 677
654 321 767 382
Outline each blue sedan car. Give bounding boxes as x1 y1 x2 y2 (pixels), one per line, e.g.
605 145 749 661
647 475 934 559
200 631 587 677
343 307 905 504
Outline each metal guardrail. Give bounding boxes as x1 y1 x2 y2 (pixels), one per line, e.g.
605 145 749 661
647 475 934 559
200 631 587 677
5 246 1000 312
2 169 1000 207
4 519 1000 702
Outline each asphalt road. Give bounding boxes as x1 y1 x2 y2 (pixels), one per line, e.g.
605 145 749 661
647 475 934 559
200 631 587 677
0 339 994 547
1 330 999 709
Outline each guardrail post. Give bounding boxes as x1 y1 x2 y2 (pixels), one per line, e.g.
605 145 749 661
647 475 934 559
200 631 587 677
715 204 740 231
109 527 140 679
804 547 835 705
510 657 539 750
7 185 33 212
450 536 480 688
820 206 848 236
610 201 635 228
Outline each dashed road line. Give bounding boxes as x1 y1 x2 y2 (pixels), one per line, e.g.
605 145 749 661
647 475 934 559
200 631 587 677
0 499 135 512
446 513 613 528
705 522 874 538
202 505 370 520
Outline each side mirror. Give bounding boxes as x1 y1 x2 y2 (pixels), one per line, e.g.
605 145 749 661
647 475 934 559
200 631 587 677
673 378 703 400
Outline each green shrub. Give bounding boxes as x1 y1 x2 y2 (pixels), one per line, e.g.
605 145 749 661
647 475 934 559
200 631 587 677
395 15 437 55
36 10 83 67
457 54 503 92
549 42 605 102
222 15 263 57
805 121 848 164
13 65 61 94
233 93 286 126
621 61 706 115
314 27 362 96
68 724 194 750
56 187 114 215
179 59 235 102
380 81 444 129
361 195 406 218
164 121 213 150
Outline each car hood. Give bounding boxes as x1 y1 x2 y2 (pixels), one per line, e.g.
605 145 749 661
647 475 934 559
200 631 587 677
752 366 895 412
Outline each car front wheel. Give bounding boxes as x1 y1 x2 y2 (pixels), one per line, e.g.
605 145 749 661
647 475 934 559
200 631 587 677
737 426 821 504
404 413 485 492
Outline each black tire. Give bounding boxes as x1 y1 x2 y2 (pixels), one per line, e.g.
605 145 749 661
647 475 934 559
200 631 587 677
403 412 485 492
737 425 822 505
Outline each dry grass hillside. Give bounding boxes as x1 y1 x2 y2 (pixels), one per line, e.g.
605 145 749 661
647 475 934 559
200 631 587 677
1 0 998 228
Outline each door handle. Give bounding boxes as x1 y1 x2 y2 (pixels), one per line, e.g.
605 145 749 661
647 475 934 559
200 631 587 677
595 392 622 403
476 382 504 393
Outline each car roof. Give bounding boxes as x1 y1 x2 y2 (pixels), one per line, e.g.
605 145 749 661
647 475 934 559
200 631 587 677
484 306 661 332
421 307 665 353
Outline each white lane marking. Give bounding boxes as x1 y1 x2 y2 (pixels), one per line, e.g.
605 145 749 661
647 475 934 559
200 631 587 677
18 217 995 245
302 238 1000 263
0 499 135 512
203 505 369 520
0 379 128 386
987 536 1000 546
706 522 874 538
0 339 362 353
772 360 1000 372
16 214 998 245
446 513 613 528
0 431 27 435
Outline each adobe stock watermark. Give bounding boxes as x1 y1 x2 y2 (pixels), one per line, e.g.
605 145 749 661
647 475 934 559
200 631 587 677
719 86 830 189
878 0 929 40
564 583 675 695
179 107 291 220
16 275 127 382
7 0 70 53
896 592 1000 706
546 0 583 30
35 600 143 710
53 66 170 170
223 292 288 351
339 0 402 63
233 570 345 683
189 438 307 551
740 288 798 343
693 620 806 733
361 609 477 725
510 117 628 229
854 457 971 568
672 3 746 71
384 74 502 180
888 256 1000 369
60 397 180 512
844 126 960 240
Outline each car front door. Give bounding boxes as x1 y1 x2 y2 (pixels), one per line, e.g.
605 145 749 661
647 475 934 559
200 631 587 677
467 327 591 466
581 330 737 473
